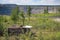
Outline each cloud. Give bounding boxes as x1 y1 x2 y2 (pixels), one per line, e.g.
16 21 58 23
17 0 33 5
38 0 55 5
0 0 60 5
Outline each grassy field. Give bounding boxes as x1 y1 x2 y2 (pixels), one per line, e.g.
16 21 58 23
0 13 60 40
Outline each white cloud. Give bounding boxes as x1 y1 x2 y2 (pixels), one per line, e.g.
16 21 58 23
17 0 60 5
40 0 54 4
38 0 56 5
16 0 33 5
0 0 60 5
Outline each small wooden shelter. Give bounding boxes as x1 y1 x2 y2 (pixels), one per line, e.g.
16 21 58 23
8 25 32 35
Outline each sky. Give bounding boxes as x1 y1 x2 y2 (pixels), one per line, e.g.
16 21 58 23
0 0 60 5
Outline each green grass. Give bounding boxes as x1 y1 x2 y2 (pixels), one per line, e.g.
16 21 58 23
0 13 60 40
31 13 60 17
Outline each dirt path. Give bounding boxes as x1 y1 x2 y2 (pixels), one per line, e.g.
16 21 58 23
52 18 60 22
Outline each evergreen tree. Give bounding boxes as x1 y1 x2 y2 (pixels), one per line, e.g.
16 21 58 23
0 16 4 36
11 6 19 24
44 6 48 14
27 6 31 23
58 8 60 13
19 11 25 26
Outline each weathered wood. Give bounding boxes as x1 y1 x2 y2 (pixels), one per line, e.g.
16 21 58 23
8 27 31 35
0 30 3 36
